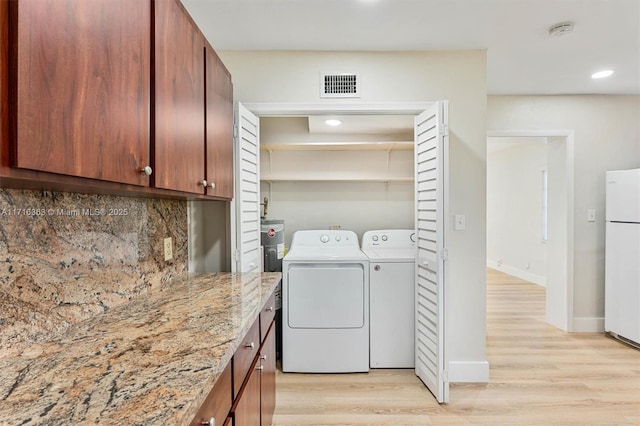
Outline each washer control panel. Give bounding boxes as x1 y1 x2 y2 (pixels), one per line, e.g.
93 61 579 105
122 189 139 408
362 229 416 249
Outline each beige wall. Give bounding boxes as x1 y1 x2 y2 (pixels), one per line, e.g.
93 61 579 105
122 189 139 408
487 139 548 285
219 50 489 381
487 95 640 331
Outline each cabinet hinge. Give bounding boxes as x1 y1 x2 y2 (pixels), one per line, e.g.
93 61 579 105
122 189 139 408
439 248 448 261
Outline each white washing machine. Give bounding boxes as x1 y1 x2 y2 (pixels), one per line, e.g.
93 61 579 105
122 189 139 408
282 230 369 373
362 229 416 368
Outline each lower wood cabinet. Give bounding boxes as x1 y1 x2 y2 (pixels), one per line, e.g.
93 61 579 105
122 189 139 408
259 322 276 426
233 319 261 399
190 299 277 426
232 356 262 426
232 322 276 426
190 362 232 426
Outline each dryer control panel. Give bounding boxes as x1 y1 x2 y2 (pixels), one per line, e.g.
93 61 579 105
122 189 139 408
290 230 359 248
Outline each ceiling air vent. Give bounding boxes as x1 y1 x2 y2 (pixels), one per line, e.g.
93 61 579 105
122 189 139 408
320 73 360 98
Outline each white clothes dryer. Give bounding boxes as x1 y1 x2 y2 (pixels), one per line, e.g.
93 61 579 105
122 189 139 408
362 229 416 368
282 230 369 373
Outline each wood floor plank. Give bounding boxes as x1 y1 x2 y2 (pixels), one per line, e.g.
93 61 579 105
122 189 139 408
274 268 640 425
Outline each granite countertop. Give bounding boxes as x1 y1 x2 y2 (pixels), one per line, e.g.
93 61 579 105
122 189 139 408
0 272 281 425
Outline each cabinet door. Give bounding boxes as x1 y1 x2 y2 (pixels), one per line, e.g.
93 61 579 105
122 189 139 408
11 0 151 185
233 362 261 426
190 362 232 426
259 292 276 343
233 318 260 399
260 322 276 426
205 46 233 199
154 0 205 193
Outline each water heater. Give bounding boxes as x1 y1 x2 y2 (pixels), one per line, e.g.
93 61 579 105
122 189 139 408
261 219 285 273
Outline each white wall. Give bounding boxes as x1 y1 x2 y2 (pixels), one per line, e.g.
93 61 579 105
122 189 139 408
487 95 640 332
263 181 414 248
219 50 489 381
259 115 414 246
188 200 230 273
487 138 548 285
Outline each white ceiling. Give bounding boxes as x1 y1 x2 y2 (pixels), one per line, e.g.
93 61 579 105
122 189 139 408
181 0 640 95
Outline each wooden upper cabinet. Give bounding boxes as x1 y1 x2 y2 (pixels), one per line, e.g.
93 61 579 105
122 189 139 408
205 46 233 200
10 0 151 186
154 0 206 194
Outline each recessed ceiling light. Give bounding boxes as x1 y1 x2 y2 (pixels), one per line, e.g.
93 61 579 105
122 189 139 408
591 70 614 79
325 119 342 126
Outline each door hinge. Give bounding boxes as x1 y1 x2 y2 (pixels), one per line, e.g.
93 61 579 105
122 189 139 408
442 369 449 382
440 124 449 137
439 248 448 261
232 248 240 261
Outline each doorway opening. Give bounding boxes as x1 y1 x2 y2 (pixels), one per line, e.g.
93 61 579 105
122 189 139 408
235 101 450 402
486 130 575 332
242 102 435 251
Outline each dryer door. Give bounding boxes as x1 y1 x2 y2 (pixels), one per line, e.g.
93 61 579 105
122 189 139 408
287 265 365 329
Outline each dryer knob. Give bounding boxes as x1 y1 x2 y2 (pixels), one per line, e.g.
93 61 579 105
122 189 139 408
320 234 330 243
372 235 379 242
381 235 388 241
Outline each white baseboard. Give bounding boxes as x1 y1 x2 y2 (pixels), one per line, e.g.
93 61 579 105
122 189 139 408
487 260 547 287
572 317 605 332
448 360 490 383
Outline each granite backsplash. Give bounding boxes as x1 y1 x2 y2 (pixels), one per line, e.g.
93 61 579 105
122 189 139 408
0 188 188 356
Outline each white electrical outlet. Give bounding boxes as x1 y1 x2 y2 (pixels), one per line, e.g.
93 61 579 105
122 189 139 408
164 237 173 261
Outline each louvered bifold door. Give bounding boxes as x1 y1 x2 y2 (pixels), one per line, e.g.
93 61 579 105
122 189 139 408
234 103 261 273
414 101 449 403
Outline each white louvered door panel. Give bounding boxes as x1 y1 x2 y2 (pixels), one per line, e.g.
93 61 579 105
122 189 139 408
414 101 449 403
234 103 261 273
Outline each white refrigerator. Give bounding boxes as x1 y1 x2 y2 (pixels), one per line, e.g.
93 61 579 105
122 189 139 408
605 168 640 346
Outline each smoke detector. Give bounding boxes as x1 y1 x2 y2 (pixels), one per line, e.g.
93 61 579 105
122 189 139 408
548 22 574 37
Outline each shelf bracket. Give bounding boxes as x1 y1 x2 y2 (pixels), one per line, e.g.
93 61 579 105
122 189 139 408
386 149 391 180
266 147 273 175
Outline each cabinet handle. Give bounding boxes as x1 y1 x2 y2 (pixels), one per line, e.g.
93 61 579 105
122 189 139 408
245 342 255 349
266 306 274 312
260 354 267 361
201 417 215 426
209 182 216 189
199 179 208 187
140 166 153 176
256 365 264 371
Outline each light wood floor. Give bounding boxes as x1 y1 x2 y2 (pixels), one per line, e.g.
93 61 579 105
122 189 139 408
273 269 640 425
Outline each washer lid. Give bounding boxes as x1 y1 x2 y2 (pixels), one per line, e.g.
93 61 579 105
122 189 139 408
362 248 415 262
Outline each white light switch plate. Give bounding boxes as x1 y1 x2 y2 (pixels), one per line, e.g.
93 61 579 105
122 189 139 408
587 209 596 222
454 214 466 230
